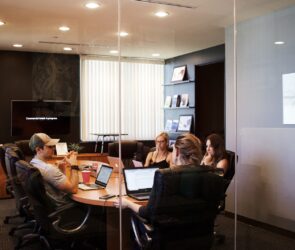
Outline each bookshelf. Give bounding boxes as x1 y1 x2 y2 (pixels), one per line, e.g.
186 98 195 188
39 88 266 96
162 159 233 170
164 64 196 139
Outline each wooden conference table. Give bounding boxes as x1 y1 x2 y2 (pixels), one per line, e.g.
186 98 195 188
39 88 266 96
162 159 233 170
71 160 146 250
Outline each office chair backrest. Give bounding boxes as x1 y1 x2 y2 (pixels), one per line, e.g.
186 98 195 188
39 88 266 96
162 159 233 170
15 140 34 162
146 166 225 230
16 160 56 233
0 145 7 175
1 144 19 175
224 150 235 190
5 146 27 213
108 140 147 167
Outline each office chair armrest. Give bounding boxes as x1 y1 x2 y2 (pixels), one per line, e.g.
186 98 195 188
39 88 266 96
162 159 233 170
49 204 91 234
133 213 154 233
131 213 153 249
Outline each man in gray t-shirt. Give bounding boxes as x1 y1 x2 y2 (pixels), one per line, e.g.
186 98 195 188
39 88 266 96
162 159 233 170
29 133 79 206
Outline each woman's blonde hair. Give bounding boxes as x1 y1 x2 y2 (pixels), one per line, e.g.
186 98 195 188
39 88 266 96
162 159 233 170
156 132 169 148
174 133 202 165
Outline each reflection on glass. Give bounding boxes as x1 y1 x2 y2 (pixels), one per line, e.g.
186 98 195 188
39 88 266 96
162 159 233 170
282 73 295 124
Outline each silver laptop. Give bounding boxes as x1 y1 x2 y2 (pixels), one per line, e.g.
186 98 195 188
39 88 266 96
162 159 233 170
123 167 159 200
78 164 113 191
107 156 124 173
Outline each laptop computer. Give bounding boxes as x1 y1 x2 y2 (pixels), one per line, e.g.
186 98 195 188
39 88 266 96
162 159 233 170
107 156 125 173
132 159 143 167
123 167 159 200
78 164 113 191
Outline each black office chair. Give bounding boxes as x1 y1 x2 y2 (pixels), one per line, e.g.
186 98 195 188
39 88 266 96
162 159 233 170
3 146 32 226
214 150 236 244
108 140 148 167
15 160 104 250
0 143 16 197
14 139 34 162
130 166 225 250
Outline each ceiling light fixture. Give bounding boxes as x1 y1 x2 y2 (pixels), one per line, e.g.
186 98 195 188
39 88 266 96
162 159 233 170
59 26 70 32
85 2 100 9
0 21 5 26
154 11 169 17
152 53 160 57
119 31 128 37
274 41 285 45
63 47 73 51
13 44 23 48
110 50 119 54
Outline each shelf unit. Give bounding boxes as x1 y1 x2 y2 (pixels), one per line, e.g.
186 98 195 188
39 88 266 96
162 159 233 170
164 65 196 139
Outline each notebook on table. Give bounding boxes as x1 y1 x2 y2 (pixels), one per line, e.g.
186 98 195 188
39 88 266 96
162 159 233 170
123 167 159 200
107 156 125 173
78 164 113 191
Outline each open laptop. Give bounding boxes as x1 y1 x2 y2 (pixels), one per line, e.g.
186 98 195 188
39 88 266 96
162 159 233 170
78 164 113 191
132 160 143 167
123 167 159 200
107 156 125 173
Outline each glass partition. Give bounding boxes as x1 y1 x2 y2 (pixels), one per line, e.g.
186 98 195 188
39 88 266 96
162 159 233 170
119 0 235 249
233 0 295 249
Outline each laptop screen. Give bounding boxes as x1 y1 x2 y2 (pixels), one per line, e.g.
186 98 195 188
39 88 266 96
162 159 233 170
95 164 113 187
123 167 158 192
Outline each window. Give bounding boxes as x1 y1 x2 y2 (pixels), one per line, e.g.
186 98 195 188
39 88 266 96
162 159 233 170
80 56 164 141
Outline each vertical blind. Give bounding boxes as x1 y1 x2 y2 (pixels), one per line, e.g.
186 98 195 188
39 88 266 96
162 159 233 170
80 56 164 141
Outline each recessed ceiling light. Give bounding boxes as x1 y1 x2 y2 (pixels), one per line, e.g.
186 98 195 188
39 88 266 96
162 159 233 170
154 11 169 17
110 50 119 54
13 44 23 48
274 41 285 45
85 2 100 9
119 31 128 37
152 53 160 57
0 21 5 26
64 47 72 51
59 26 70 32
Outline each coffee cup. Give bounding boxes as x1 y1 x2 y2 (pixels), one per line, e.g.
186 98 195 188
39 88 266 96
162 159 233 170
81 170 91 184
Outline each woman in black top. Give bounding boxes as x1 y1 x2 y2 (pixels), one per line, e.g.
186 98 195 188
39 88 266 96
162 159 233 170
115 133 203 216
201 133 229 174
144 132 171 169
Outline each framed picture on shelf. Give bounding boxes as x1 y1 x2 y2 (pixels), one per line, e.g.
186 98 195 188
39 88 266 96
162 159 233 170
171 65 186 82
164 96 172 108
171 94 181 107
164 119 173 132
177 115 193 132
180 93 189 107
171 119 179 132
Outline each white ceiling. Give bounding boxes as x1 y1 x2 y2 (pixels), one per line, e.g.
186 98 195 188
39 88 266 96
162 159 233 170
0 0 294 59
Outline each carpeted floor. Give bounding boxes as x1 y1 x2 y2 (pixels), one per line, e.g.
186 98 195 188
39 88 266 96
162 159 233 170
1 198 295 250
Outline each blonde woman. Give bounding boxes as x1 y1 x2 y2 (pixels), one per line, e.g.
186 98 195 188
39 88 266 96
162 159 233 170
144 132 172 169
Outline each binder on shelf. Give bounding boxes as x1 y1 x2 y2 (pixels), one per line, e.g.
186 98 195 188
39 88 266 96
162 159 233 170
180 93 189 107
172 94 181 108
164 96 172 108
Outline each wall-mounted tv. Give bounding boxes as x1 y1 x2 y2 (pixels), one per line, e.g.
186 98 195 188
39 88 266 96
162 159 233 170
11 100 72 137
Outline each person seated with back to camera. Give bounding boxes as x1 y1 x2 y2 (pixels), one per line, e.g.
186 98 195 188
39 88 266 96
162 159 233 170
144 132 172 169
115 133 204 215
29 133 79 206
201 133 229 175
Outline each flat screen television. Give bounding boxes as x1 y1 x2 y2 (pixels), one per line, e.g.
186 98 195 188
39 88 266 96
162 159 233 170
11 100 72 137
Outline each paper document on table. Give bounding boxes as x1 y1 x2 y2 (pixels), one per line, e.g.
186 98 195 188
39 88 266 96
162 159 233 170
55 143 68 155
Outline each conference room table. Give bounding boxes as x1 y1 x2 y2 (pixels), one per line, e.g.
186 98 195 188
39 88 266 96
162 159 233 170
71 160 146 250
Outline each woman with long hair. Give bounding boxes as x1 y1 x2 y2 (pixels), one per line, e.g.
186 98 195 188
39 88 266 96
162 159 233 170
201 133 228 174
